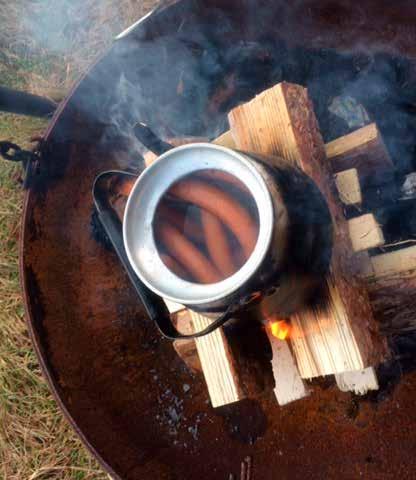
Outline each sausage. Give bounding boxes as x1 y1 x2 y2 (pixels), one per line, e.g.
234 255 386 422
197 170 250 194
155 221 221 284
117 177 136 197
170 179 258 259
157 202 204 244
159 253 193 281
200 209 236 278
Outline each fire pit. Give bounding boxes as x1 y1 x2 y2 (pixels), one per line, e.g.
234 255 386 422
20 1 416 479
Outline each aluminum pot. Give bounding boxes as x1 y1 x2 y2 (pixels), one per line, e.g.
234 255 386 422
124 143 332 317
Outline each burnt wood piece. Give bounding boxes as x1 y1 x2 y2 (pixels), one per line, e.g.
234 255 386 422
365 246 416 335
228 82 388 378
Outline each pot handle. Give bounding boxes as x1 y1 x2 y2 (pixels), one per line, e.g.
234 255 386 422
0 86 56 117
133 122 174 156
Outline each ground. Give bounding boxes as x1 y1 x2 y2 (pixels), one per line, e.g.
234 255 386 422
0 1 155 478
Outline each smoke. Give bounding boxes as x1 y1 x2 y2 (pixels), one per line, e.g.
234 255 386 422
38 0 416 184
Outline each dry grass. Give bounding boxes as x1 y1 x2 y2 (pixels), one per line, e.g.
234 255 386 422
0 114 113 480
0 0 156 99
0 0 157 478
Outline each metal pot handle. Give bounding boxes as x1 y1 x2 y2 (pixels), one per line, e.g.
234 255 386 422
133 122 174 156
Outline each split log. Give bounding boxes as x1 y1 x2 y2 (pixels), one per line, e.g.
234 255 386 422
335 367 379 395
348 214 385 252
365 246 416 335
367 274 416 335
265 330 309 405
213 123 393 173
190 310 245 407
334 168 362 207
228 82 388 378
174 310 275 407
368 245 416 279
214 121 309 405
324 123 393 176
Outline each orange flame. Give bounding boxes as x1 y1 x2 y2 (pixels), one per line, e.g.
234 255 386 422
269 320 291 340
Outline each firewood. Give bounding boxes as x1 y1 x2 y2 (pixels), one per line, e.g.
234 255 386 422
367 273 416 335
189 310 244 407
334 168 362 206
265 330 309 405
228 82 388 379
335 367 379 395
164 293 246 407
364 246 416 335
368 245 416 279
172 310 202 373
348 214 385 252
185 311 275 407
325 123 393 176
212 131 309 404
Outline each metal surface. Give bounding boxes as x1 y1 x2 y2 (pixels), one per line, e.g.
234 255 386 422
20 1 416 479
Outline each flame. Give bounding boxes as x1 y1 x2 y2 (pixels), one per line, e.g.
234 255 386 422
269 320 291 340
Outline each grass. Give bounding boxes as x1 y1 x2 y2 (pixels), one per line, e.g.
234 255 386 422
0 0 156 478
0 112 110 480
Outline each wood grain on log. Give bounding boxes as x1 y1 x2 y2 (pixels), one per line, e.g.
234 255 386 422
190 310 245 407
229 82 388 378
325 123 393 175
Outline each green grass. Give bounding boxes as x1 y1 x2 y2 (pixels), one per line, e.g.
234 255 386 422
0 0 157 477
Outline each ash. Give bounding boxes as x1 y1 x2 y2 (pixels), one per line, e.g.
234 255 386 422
150 368 207 448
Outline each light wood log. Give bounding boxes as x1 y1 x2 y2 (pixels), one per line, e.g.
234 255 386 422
335 367 379 395
334 168 362 206
169 303 246 407
229 82 387 378
325 123 393 175
265 330 309 405
213 130 236 149
348 214 385 252
190 310 244 407
368 245 416 279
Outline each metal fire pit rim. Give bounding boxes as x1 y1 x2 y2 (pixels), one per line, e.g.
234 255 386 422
19 197 124 480
16 6 171 479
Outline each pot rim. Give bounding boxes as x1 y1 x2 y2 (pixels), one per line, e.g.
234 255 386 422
123 143 274 305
